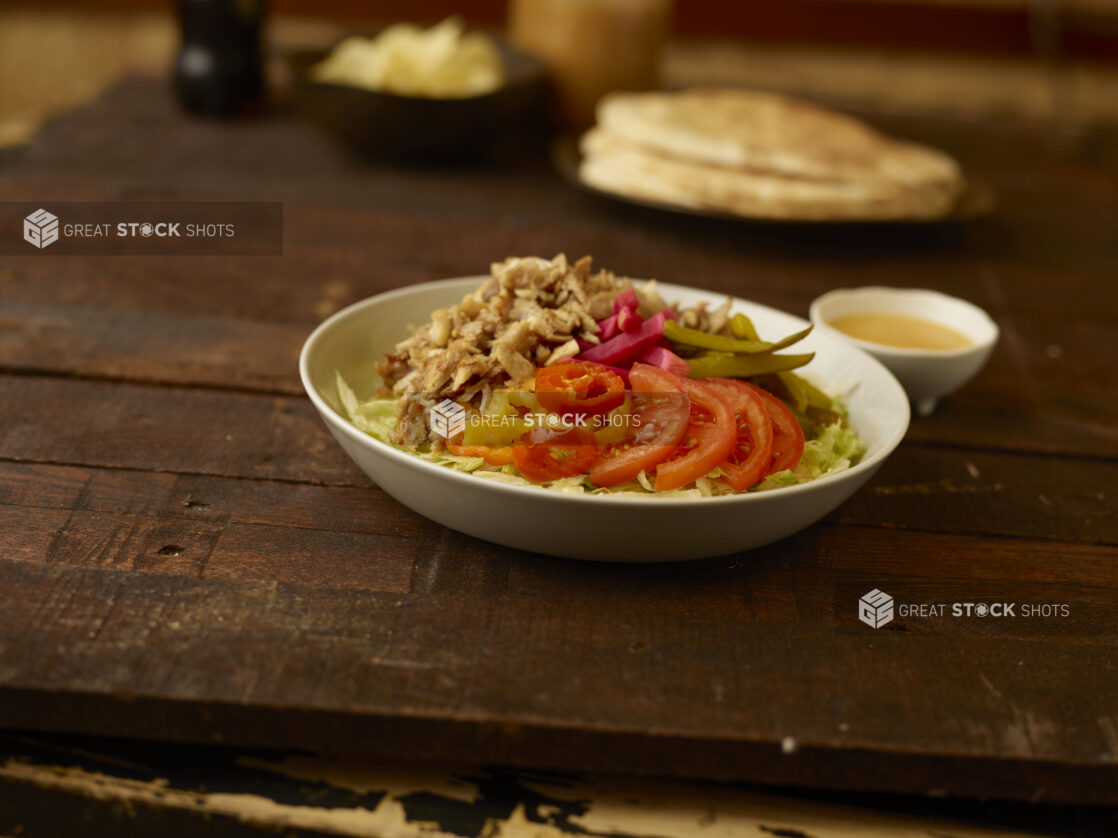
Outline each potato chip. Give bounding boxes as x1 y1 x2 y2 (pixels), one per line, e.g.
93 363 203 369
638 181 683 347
312 17 504 99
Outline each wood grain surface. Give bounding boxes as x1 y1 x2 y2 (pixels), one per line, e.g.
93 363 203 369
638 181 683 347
0 77 1116 807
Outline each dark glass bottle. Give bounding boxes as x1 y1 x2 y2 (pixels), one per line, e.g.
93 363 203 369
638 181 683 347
175 0 265 117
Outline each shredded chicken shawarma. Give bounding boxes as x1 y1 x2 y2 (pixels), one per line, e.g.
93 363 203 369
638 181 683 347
377 254 627 445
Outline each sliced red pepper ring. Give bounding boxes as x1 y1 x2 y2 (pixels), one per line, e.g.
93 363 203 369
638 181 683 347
536 361 626 416
512 425 599 483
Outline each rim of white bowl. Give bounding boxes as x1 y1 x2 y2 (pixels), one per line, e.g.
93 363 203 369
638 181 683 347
300 277 911 507
809 286 1000 359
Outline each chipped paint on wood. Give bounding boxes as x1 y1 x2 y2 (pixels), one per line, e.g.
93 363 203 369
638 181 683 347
0 751 1023 838
1 757 464 837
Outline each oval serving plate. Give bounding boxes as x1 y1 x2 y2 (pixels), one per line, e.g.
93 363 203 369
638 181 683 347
300 277 910 561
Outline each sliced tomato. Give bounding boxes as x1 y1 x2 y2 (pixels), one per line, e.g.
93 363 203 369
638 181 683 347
512 426 599 483
588 364 690 488
746 383 806 474
654 379 736 492
446 443 515 466
536 361 626 416
704 378 774 492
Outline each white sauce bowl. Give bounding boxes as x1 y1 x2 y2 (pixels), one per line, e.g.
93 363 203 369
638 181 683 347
810 287 999 417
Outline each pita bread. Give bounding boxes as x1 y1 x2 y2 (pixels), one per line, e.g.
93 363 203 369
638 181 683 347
596 88 963 197
579 128 960 221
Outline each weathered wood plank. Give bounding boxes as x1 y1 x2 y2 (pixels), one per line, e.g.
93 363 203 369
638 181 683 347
0 378 1114 539
2 460 1116 594
1 448 1113 555
0 302 308 394
831 447 1116 544
3 203 1115 327
0 552 1115 803
0 247 433 329
0 375 361 485
0 461 420 538
24 508 411 593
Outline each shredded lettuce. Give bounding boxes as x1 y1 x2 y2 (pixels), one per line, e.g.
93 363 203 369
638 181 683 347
752 422 861 492
694 475 735 497
335 372 863 497
797 422 862 480
334 372 398 441
755 469 800 491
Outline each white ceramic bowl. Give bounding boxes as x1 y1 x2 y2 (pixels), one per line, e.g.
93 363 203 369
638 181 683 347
300 277 910 562
809 287 999 418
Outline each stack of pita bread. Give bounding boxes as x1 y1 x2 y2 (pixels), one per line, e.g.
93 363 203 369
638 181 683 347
578 88 965 221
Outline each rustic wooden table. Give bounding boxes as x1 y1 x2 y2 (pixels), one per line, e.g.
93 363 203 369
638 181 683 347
0 77 1116 833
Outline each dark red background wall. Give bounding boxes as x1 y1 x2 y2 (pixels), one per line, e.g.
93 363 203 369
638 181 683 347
7 0 1117 60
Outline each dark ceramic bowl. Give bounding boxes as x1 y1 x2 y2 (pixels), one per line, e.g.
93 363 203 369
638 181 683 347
287 41 548 163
